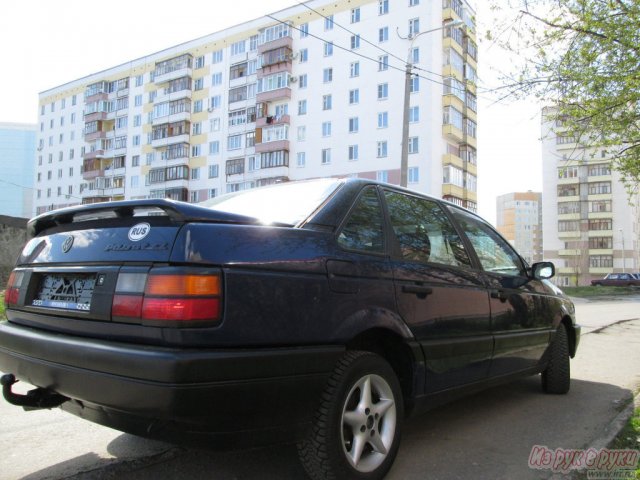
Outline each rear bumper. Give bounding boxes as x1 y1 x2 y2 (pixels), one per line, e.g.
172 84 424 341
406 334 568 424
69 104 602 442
0 321 344 444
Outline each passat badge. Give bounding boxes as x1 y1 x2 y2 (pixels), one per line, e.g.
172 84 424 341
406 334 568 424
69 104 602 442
62 235 74 253
128 223 151 242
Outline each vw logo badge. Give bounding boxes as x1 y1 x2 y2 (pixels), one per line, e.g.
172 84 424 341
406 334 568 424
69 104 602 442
62 235 74 253
128 222 151 242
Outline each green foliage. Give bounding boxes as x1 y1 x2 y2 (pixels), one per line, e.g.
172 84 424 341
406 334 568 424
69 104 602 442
486 0 640 191
0 292 5 320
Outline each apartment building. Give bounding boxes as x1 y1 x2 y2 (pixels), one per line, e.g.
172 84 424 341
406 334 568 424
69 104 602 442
541 107 640 286
496 191 542 265
33 0 478 217
0 122 36 218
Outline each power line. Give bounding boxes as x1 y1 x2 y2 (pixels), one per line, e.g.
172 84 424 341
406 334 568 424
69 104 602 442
266 14 454 91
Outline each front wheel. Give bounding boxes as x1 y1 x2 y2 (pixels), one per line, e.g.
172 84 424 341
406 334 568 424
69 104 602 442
298 351 403 480
542 325 570 394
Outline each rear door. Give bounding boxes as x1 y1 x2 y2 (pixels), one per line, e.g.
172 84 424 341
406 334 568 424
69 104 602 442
382 190 492 393
448 207 555 377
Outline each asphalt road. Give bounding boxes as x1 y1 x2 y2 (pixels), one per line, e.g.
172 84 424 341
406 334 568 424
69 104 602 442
1 297 639 480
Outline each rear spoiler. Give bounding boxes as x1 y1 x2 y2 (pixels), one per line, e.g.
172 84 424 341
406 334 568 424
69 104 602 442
28 199 260 238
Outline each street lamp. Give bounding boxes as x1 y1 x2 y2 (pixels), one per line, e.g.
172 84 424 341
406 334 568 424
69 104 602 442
399 20 464 187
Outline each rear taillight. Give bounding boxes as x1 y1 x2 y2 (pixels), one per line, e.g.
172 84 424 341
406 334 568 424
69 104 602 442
112 270 221 326
5 270 24 307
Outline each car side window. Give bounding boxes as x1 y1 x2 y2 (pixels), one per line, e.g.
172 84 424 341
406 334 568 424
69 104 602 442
384 191 471 267
450 207 524 276
337 187 385 253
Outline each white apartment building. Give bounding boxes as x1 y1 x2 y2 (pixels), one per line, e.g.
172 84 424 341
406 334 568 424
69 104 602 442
541 107 640 286
33 0 478 216
496 191 542 265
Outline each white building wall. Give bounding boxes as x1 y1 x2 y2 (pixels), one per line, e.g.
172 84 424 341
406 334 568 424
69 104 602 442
33 0 478 216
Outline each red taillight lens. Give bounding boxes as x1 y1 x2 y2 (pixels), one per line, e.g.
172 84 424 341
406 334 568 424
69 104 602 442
5 270 23 307
111 270 221 326
142 298 220 322
112 294 144 318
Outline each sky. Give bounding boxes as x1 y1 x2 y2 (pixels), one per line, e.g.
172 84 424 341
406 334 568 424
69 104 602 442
0 0 542 224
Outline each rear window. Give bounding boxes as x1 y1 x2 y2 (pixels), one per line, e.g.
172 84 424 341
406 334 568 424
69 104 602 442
200 179 342 226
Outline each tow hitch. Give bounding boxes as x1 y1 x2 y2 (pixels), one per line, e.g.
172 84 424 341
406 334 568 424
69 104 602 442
0 374 69 411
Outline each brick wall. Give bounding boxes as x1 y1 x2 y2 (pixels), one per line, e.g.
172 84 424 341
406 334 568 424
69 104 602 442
0 215 28 287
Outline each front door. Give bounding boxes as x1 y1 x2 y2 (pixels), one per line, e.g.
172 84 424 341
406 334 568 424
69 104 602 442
449 207 555 377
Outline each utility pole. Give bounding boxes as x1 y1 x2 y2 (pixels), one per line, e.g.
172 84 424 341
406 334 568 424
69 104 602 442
399 20 464 188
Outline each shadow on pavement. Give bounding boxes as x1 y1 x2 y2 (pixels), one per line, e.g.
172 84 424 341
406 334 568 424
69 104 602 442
21 375 632 480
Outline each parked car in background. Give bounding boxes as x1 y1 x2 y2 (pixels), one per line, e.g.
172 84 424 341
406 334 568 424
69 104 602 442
591 273 640 287
0 179 580 480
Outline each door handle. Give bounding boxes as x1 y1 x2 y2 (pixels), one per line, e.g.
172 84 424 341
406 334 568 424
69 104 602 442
402 284 433 298
490 290 508 302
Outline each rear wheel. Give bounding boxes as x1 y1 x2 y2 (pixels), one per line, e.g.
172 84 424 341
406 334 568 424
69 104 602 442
298 351 403 480
542 325 570 394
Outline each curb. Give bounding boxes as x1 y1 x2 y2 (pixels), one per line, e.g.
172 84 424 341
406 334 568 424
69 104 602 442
565 393 639 479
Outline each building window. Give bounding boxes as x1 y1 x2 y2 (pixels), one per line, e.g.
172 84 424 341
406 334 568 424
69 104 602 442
297 152 306 167
323 68 333 83
297 126 306 141
208 164 219 178
209 141 220 155
191 167 200 180
377 112 388 129
230 40 246 56
212 72 223 86
322 148 331 165
378 55 389 71
349 89 359 104
588 182 612 195
299 74 308 88
590 255 613 268
377 171 388 182
409 136 419 153
410 106 420 123
410 76 419 93
349 117 359 133
349 145 359 161
350 35 361 49
300 23 309 38
212 50 223 63
378 0 389 15
409 18 420 37
408 167 419 183
377 141 388 158
322 121 332 137
227 135 242 151
378 83 388 100
379 27 389 42
325 15 334 30
351 7 360 23
298 99 307 115
350 62 360 78
324 42 333 56
323 95 332 110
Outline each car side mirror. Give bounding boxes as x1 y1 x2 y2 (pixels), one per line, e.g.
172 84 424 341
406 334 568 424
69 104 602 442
531 262 555 280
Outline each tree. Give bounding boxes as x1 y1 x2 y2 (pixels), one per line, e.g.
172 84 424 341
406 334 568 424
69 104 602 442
485 0 640 190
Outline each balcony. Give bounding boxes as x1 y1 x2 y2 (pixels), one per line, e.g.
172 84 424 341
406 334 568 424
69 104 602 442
255 139 290 154
442 153 464 170
258 35 292 54
589 267 611 275
558 230 581 239
588 211 613 220
256 114 290 128
442 124 464 142
152 133 190 149
558 213 581 221
589 248 614 256
442 184 465 198
154 55 193 85
256 87 291 103
558 249 582 256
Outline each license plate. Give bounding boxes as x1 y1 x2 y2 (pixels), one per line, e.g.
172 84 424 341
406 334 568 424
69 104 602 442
32 274 95 311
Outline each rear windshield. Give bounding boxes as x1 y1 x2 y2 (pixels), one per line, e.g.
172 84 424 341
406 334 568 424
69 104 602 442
200 179 342 225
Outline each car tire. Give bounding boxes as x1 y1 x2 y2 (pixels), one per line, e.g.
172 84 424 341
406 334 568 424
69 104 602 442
298 351 403 480
541 325 570 394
